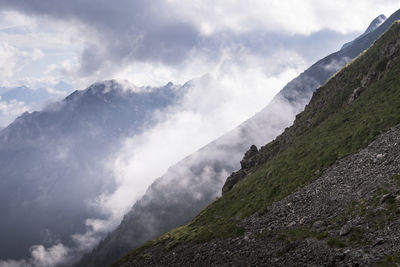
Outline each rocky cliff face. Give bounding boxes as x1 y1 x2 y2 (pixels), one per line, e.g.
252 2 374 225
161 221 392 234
113 20 400 266
222 145 259 195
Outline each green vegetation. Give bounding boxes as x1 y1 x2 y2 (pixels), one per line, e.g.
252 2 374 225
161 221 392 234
266 227 329 242
376 254 400 266
348 227 368 246
111 241 155 267
122 22 400 259
361 187 400 230
327 237 347 248
391 174 400 188
254 226 331 255
285 227 316 241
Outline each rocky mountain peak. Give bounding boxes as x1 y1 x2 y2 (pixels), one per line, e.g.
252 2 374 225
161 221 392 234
364 14 386 35
341 14 387 50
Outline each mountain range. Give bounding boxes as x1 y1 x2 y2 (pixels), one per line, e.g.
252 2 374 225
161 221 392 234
0 80 183 261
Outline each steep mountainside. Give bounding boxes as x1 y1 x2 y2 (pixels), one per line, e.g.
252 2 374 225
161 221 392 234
114 20 400 266
77 10 400 267
0 80 182 260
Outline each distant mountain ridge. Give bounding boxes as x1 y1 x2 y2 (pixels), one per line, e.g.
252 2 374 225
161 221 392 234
0 80 183 261
341 14 386 49
0 81 73 127
76 9 400 267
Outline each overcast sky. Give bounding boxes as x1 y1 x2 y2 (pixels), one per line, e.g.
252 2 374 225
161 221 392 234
0 0 398 90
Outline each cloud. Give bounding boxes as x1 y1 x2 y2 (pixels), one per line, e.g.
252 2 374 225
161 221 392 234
323 56 351 71
0 0 199 77
0 97 29 126
0 0 397 86
0 10 86 88
29 244 70 267
0 243 70 267
44 64 57 75
0 260 28 267
169 0 399 35
0 42 22 81
83 48 304 233
0 41 45 87
0 10 37 31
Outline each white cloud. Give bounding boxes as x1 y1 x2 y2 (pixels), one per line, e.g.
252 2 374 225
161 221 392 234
16 77 58 89
0 42 21 81
168 0 399 35
29 244 70 267
0 41 46 86
0 97 29 126
0 243 70 267
44 64 57 75
60 60 73 76
30 48 43 61
0 10 37 31
0 259 29 267
1 1 398 89
0 10 87 89
323 56 351 71
0 11 85 50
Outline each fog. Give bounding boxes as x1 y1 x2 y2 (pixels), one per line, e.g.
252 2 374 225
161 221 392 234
0 53 301 266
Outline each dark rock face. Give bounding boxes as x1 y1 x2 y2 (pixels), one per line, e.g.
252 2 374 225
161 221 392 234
119 124 400 266
240 145 258 169
222 145 258 194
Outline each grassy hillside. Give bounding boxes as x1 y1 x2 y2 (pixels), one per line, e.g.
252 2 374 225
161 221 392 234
114 21 400 265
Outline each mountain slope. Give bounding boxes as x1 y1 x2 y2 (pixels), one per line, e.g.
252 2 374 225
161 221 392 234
341 14 386 49
115 20 400 266
0 80 182 261
77 10 400 267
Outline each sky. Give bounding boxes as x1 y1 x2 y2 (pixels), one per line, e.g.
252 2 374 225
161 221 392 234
0 1 400 266
0 0 398 90
0 0 398 126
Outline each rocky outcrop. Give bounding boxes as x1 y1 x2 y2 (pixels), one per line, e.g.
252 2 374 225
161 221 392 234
222 145 259 194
